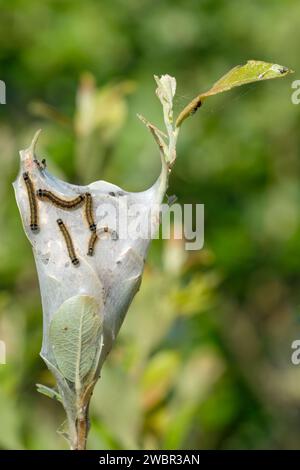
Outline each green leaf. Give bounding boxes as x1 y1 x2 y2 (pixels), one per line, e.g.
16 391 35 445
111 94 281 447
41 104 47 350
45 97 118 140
49 295 103 385
176 60 293 126
36 384 62 402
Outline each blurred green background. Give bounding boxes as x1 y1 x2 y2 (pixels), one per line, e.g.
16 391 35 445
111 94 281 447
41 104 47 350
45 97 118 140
0 0 300 450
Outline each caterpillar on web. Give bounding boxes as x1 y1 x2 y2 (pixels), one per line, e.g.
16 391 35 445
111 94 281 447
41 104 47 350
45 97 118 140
87 227 118 256
36 189 85 210
23 172 39 232
57 218 79 266
85 192 96 232
87 232 98 256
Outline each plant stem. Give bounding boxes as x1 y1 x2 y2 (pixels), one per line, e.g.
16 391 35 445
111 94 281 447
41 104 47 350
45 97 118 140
73 402 90 450
75 416 88 450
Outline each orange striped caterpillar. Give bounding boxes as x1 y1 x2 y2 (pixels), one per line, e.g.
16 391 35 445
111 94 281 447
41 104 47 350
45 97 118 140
57 219 79 266
85 192 96 232
23 172 39 232
87 232 98 256
36 189 85 210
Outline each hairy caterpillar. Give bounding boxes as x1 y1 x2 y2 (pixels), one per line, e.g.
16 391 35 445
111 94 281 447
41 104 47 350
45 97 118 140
87 227 118 256
85 193 96 232
23 172 39 232
57 219 79 266
87 232 98 256
37 189 85 210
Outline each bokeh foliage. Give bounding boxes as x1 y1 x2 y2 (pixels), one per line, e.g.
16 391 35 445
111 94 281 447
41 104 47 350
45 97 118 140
0 0 300 449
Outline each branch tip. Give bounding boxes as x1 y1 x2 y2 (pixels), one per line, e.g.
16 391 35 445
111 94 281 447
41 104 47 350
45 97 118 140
29 128 42 155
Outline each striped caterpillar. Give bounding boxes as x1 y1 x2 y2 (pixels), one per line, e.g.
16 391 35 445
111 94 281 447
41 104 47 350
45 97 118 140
87 227 118 256
85 193 96 232
36 189 85 210
57 219 79 266
23 172 39 232
87 232 98 256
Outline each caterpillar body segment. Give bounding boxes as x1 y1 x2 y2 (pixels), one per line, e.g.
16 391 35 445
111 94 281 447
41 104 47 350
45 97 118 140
87 232 98 256
85 193 96 232
37 189 85 210
23 172 39 232
57 218 79 266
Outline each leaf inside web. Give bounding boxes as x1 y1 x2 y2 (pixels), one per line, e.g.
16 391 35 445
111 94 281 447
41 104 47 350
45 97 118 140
49 295 103 385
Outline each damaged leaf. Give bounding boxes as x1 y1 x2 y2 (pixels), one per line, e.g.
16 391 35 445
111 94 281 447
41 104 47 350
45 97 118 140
176 60 293 126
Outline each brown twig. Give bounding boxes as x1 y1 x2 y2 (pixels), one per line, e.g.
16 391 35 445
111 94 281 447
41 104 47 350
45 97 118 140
74 405 90 450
